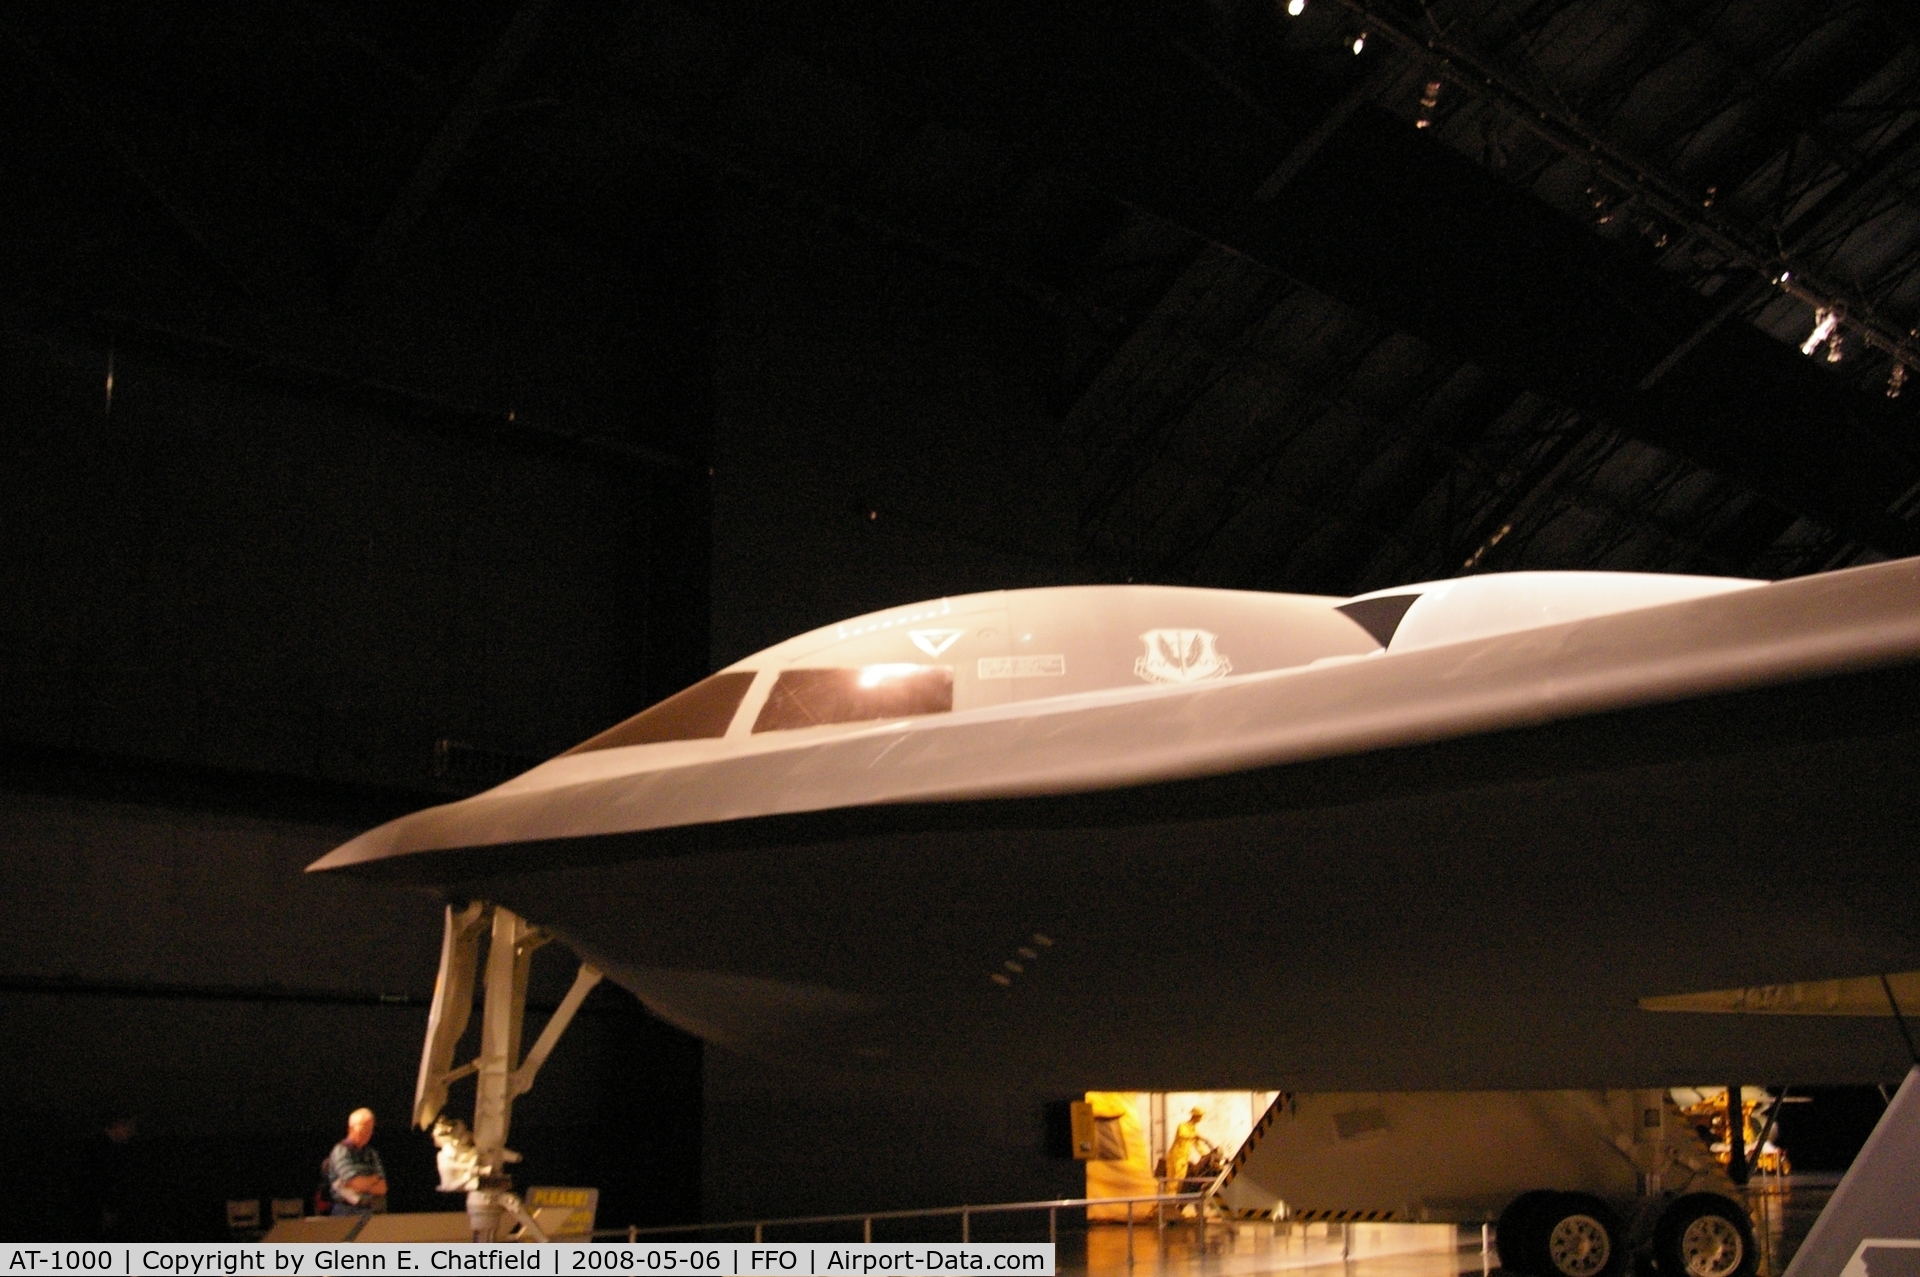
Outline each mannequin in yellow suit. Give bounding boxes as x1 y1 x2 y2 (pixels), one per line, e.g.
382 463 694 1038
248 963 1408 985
1164 1107 1214 1208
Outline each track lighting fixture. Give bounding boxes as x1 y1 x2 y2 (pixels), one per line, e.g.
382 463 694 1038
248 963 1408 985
1327 0 1917 379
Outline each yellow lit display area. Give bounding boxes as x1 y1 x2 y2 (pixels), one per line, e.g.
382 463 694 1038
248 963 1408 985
1082 1091 1279 1217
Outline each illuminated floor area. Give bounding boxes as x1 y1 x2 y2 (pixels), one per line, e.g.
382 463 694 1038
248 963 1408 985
1749 1178 1837 1277
1060 1221 1480 1277
1055 1181 1839 1277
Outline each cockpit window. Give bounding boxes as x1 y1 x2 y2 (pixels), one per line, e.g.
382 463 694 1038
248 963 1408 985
562 671 758 754
752 665 953 733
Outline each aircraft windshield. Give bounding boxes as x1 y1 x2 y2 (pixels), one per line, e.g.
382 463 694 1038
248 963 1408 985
563 671 757 754
753 665 953 733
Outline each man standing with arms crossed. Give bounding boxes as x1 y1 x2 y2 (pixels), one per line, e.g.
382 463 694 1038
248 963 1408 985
328 1108 389 1214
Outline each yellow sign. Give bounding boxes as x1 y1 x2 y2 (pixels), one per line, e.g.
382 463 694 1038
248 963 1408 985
526 1186 598 1240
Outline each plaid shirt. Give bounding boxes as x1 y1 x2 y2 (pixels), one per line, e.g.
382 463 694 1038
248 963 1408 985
328 1140 385 1204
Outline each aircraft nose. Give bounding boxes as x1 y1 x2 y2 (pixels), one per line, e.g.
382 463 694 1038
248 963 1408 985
306 815 409 873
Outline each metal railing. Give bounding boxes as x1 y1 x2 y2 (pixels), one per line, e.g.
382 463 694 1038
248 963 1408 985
598 1199 1505 1273
595 1193 1207 1252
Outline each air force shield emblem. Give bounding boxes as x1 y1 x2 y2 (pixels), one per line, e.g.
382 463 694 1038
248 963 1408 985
909 628 963 657
1134 629 1233 684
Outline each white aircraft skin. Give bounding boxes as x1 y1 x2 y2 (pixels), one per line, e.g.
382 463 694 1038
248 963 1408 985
312 559 1920 1091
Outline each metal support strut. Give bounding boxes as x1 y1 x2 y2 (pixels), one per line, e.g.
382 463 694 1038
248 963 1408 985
1725 1086 1748 1187
413 901 603 1240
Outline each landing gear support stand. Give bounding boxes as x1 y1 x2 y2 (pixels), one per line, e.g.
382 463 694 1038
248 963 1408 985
415 901 604 1242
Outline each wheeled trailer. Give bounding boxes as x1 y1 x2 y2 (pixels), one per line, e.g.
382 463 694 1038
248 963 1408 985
1212 1090 1757 1277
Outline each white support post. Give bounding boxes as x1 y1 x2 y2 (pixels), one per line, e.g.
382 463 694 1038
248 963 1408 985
510 963 603 1099
474 906 545 1160
466 907 546 1239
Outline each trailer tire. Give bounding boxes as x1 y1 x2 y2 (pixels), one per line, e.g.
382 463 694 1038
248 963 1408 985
1538 1194 1624 1277
1654 1194 1756 1277
1498 1190 1560 1275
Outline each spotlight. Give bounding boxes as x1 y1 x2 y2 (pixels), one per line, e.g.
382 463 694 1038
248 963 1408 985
1800 307 1840 357
1891 362 1908 399
1287 0 1305 14
1351 30 1368 53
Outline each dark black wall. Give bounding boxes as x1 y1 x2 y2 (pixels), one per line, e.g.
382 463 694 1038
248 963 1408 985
1 150 715 1239
1774 1087 1893 1174
0 327 707 782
